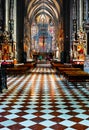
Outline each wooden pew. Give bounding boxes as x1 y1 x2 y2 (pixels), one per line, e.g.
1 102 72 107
57 67 81 75
63 70 89 82
51 62 72 69
6 61 36 76
6 66 29 76
51 62 66 70
24 62 36 68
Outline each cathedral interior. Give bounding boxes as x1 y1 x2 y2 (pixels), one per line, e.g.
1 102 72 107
0 0 89 130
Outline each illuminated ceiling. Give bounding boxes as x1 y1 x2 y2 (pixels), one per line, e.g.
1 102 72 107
26 0 62 25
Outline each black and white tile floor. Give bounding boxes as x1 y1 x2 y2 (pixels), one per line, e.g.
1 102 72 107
0 66 89 130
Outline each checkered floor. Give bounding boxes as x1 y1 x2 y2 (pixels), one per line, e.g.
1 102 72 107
0 65 89 130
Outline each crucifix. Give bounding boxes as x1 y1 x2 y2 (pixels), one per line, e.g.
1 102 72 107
43 35 45 52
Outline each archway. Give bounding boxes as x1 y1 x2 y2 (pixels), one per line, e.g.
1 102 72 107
24 0 64 61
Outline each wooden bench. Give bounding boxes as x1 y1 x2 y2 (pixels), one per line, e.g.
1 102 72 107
24 62 36 68
57 67 81 75
6 61 36 76
56 66 89 85
63 70 89 82
51 63 66 69
51 62 72 69
6 66 29 76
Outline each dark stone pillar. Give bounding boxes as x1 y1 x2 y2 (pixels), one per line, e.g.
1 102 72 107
87 33 89 55
63 0 71 63
16 0 25 63
0 0 5 31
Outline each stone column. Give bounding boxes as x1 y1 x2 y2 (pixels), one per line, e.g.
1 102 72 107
63 0 70 63
5 0 9 31
79 0 82 28
16 0 25 63
13 0 17 58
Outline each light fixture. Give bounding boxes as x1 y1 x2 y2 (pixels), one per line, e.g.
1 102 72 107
40 0 46 23
40 14 46 22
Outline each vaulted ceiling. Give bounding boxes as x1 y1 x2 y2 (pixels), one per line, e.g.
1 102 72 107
25 0 63 25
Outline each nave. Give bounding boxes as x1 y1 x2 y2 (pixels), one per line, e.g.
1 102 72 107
0 65 89 130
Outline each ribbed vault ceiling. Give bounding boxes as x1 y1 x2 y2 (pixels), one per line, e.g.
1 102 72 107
26 0 62 24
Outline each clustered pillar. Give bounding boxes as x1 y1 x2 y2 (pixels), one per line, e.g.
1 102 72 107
16 0 25 63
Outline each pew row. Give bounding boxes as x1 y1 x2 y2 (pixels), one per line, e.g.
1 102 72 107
57 67 81 75
51 61 89 83
6 62 36 76
6 66 29 76
57 67 89 83
63 70 89 82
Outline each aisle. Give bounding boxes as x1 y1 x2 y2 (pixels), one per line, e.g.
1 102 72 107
0 66 89 130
